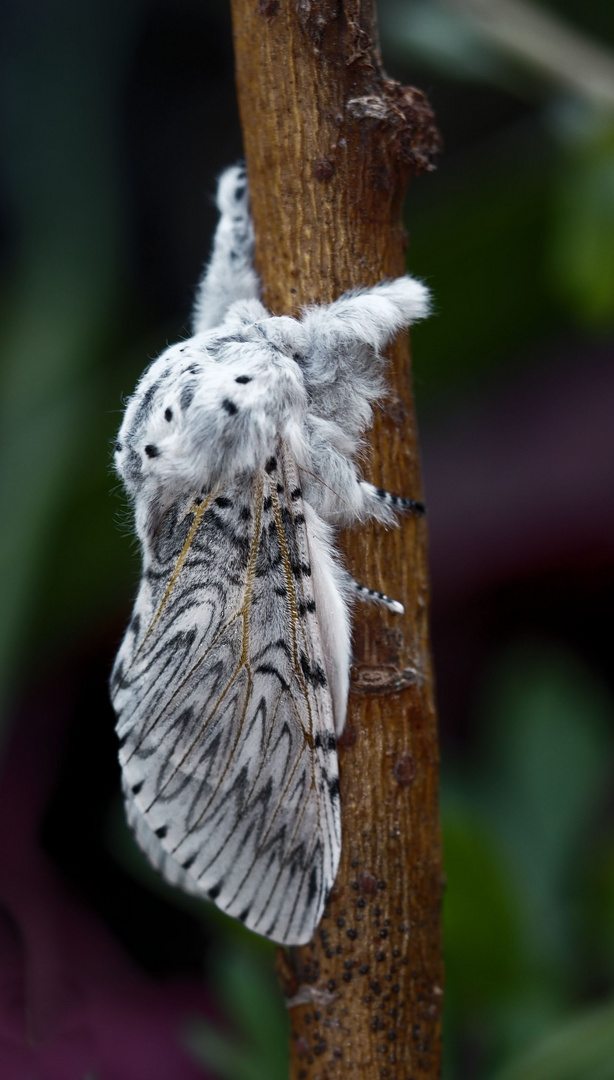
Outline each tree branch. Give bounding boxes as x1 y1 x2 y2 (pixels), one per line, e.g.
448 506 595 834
228 1 443 1076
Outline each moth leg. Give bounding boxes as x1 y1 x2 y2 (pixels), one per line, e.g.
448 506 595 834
298 425 425 527
358 481 425 518
300 276 430 357
192 164 260 333
349 576 404 615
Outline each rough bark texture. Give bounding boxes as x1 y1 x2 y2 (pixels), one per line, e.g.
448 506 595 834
228 2 443 1077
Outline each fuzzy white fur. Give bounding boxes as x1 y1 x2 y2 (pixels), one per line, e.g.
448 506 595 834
111 165 430 945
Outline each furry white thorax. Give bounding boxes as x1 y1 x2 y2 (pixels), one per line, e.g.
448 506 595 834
111 165 430 945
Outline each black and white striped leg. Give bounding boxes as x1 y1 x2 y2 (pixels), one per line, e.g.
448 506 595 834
360 481 425 516
350 578 404 615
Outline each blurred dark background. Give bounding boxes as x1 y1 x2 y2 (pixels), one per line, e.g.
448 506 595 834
1 0 613 1077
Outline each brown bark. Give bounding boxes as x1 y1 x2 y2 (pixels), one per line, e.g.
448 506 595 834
228 2 443 1077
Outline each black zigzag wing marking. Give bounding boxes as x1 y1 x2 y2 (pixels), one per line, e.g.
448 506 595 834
111 453 341 946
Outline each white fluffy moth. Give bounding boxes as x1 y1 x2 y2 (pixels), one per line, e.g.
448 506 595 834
110 166 430 945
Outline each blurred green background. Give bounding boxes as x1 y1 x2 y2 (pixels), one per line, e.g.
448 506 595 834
0 0 613 1077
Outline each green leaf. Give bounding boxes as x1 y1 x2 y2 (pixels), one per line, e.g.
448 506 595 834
476 644 614 969
443 804 528 1006
549 118 614 325
491 999 614 1080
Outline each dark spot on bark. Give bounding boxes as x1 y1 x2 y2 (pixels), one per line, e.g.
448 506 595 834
394 752 416 786
359 872 377 895
314 159 335 182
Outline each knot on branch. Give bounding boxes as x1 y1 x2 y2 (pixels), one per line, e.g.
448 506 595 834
347 81 441 174
350 664 425 694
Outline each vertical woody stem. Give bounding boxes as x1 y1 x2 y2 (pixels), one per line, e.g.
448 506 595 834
228 1 443 1077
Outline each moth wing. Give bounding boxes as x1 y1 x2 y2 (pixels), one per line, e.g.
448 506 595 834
111 458 342 945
